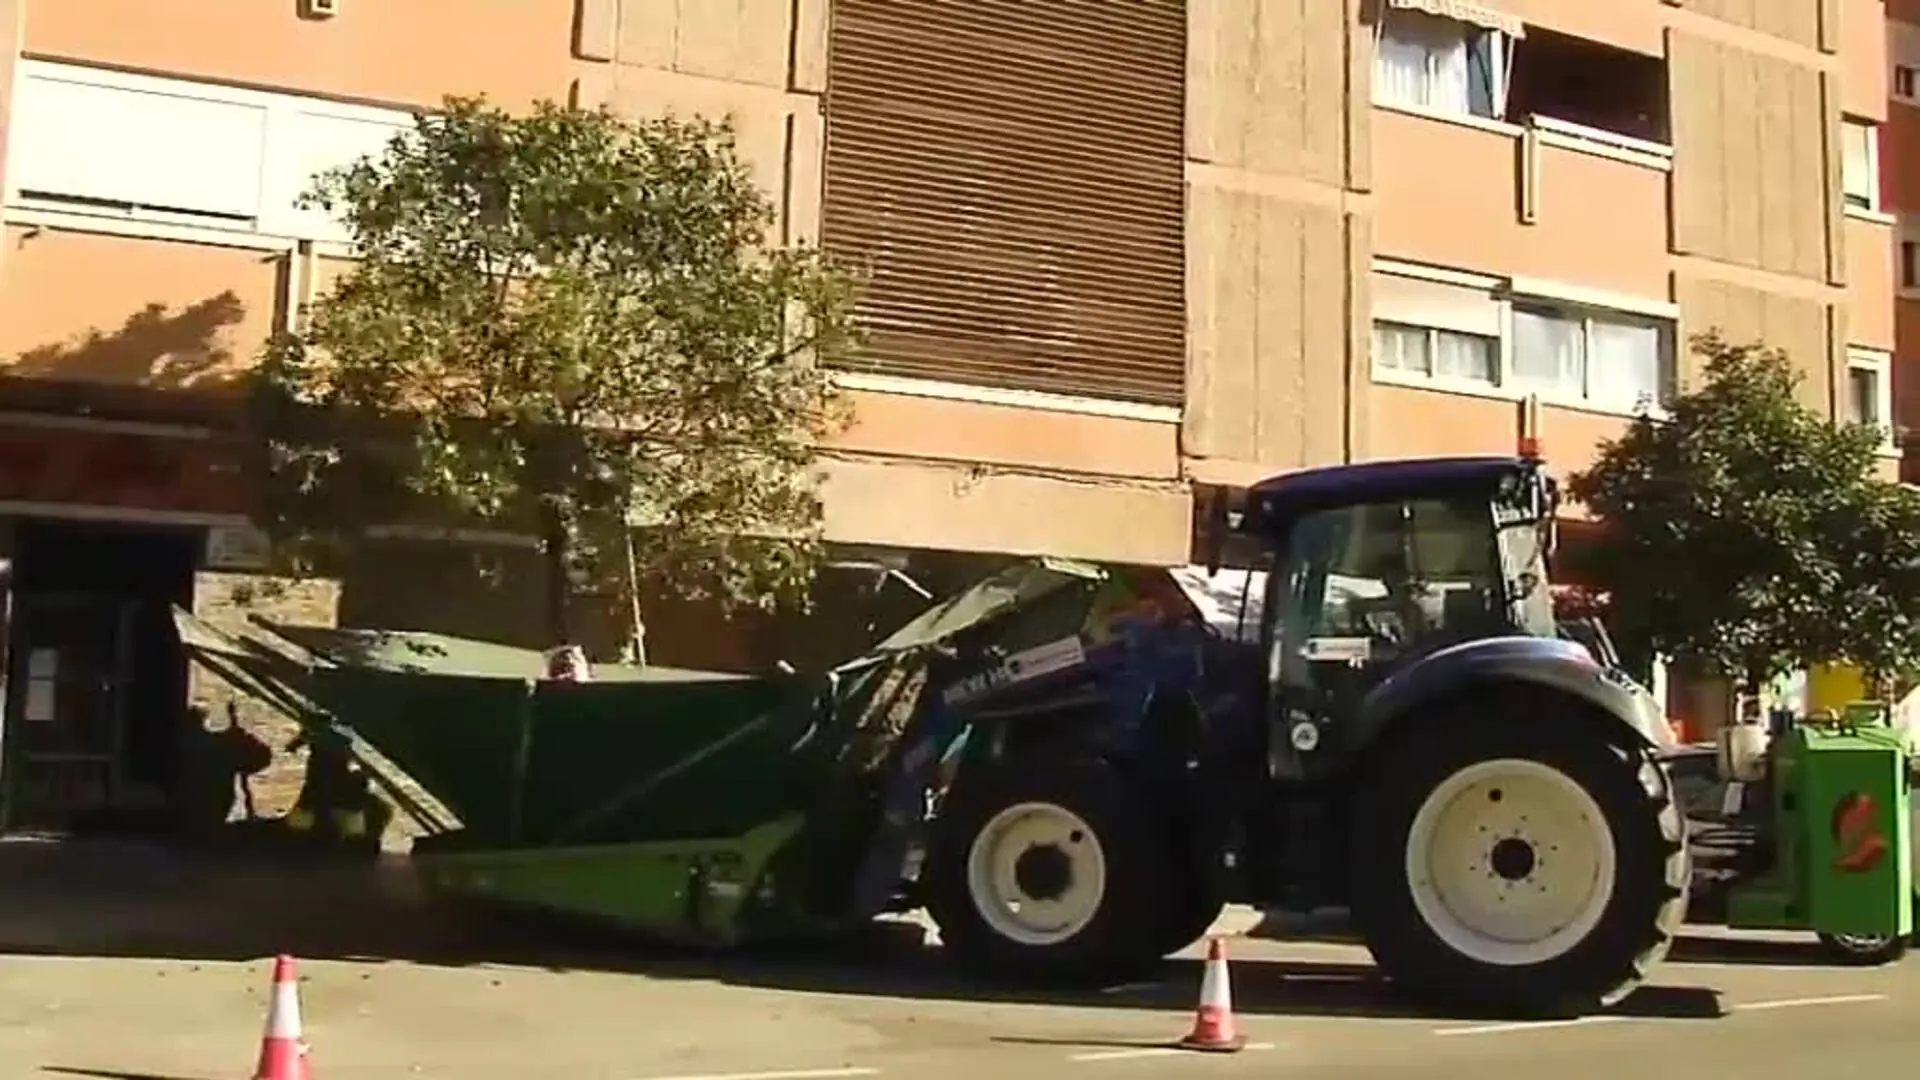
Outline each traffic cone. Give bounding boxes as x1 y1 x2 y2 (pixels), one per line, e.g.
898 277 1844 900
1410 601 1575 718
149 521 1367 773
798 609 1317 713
1177 937 1246 1053
253 954 312 1080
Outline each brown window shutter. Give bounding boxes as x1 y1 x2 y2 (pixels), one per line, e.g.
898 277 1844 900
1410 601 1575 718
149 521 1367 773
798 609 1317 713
822 0 1187 407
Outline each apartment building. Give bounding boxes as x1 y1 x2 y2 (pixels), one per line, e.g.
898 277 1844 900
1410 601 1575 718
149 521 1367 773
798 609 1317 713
0 0 1889 825
1888 0 1920 477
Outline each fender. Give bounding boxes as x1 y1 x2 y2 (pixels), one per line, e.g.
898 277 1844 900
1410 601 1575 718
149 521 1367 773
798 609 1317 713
1353 634 1673 752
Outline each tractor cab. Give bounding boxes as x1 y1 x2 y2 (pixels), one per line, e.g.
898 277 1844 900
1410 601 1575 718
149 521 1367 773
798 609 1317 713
1237 456 1569 773
1243 454 1558 653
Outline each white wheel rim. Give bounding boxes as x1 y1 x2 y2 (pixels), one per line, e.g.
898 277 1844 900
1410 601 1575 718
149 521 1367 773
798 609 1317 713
964 801 1108 946
1405 758 1618 967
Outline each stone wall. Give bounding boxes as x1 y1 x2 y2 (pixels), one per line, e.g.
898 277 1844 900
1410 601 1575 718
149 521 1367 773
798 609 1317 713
186 571 339 824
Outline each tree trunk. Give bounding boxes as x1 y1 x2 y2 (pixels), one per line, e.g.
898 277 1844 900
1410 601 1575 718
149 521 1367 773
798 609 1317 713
623 525 648 665
540 501 572 647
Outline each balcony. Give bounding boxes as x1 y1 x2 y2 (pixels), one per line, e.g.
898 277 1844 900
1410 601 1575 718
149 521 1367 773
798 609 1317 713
1373 107 1671 299
1371 11 1673 296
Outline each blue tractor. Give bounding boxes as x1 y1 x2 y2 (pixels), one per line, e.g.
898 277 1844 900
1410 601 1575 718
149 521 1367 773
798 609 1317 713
913 454 1689 1017
175 452 1698 1021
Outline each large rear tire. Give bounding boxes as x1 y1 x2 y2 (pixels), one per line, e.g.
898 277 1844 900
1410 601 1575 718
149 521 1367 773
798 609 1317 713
1350 704 1688 1017
924 758 1164 983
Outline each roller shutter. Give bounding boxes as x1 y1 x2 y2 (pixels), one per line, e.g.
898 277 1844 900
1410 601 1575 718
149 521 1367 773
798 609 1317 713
822 0 1187 406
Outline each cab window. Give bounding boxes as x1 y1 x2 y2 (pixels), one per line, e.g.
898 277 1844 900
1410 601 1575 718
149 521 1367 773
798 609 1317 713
1271 496 1507 677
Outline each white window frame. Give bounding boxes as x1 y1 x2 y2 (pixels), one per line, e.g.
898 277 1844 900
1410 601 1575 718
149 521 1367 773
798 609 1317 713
1507 298 1675 415
1368 261 1678 419
2 59 416 246
1844 347 1896 451
1371 319 1502 389
1897 63 1919 104
1842 117 1882 214
1371 8 1516 123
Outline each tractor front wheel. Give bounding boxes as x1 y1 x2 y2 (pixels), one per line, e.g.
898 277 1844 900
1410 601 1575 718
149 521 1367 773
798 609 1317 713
924 758 1165 983
1350 703 1688 1017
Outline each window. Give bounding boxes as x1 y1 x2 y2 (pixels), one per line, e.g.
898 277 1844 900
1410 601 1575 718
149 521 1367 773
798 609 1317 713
1843 118 1881 212
1371 269 1504 386
8 70 269 223
1511 300 1672 411
1373 8 1508 120
1373 321 1499 384
5 60 414 243
1897 64 1918 102
1905 240 1919 290
1846 349 1894 445
276 109 416 241
1505 27 1669 144
1269 496 1525 692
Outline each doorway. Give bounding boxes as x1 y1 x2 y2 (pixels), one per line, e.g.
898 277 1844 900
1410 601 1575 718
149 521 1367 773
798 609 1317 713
2 516 202 832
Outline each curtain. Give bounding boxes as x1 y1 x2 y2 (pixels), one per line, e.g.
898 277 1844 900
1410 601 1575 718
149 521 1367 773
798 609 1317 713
1375 11 1475 114
1433 331 1495 382
1373 322 1432 374
1428 31 1472 115
1587 318 1663 409
1375 26 1433 108
1512 306 1585 395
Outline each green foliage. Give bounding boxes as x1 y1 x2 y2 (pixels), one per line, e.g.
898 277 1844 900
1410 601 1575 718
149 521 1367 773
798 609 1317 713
248 97 860 643
1568 331 1920 693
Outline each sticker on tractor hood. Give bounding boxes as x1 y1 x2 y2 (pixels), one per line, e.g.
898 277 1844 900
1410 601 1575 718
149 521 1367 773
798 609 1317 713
943 634 1089 705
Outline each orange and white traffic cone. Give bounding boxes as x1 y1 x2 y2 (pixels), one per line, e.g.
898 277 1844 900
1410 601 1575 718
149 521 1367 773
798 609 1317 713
1177 937 1246 1053
253 954 313 1080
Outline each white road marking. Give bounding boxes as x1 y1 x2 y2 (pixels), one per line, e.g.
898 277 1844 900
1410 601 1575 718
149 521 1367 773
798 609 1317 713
1069 1041 1275 1062
1433 990 1890 1036
1433 1016 1627 1037
1098 980 1165 995
633 1060 879 1068
1737 993 1888 1011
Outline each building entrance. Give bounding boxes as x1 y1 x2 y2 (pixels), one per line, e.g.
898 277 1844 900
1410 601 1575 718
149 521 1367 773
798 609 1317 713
1 516 202 832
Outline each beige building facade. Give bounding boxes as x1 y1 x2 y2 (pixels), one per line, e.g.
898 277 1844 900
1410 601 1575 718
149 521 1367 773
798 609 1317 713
0 0 1895 822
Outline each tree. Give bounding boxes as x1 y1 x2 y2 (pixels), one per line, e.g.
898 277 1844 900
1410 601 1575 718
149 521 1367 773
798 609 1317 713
248 97 860 650
1567 331 1920 696
1819 477 1920 693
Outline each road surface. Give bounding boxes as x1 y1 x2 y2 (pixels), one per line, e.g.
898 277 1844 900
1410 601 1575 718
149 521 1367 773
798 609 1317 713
0 841 1911 1079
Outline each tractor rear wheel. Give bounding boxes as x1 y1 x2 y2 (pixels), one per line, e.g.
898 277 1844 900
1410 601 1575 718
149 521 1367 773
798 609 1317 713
924 758 1165 983
1350 702 1688 1017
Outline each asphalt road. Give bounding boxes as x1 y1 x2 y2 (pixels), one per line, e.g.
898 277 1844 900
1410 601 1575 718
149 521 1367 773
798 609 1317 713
0 841 1913 1080
5 907 1917 1080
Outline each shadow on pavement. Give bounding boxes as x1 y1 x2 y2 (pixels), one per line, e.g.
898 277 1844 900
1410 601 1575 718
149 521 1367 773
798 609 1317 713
1668 933 1848 968
0 836 1726 1024
41 1060 202 1068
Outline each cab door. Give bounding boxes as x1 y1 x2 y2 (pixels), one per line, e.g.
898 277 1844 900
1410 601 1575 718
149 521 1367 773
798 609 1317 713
1263 495 1508 780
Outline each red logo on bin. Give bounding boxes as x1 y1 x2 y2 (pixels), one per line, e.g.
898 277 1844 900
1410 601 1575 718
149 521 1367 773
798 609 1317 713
1830 791 1891 874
